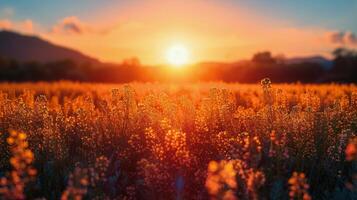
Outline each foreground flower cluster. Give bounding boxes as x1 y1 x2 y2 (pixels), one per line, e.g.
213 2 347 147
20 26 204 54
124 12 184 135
0 81 356 199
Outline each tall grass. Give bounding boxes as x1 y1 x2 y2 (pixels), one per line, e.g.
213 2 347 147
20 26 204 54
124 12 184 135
0 81 356 199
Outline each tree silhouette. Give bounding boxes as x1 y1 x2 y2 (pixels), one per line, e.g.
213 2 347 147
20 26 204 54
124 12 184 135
251 51 276 64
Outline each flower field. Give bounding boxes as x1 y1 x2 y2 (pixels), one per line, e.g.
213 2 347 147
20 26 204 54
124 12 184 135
0 81 356 199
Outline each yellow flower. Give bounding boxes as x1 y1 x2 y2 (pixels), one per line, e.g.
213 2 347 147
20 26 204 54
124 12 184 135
6 137 14 145
9 130 17 137
208 161 218 172
18 133 27 140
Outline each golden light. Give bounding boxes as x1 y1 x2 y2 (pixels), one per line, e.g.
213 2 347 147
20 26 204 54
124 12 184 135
166 44 189 67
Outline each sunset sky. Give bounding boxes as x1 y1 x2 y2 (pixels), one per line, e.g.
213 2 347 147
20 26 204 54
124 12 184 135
1 0 357 64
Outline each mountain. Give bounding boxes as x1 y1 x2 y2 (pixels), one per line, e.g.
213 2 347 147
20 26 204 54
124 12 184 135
0 30 99 64
286 56 333 69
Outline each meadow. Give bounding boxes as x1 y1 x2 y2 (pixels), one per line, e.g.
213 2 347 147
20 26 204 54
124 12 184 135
0 80 356 200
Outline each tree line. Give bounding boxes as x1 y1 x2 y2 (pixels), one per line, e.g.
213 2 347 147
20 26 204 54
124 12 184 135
0 48 356 83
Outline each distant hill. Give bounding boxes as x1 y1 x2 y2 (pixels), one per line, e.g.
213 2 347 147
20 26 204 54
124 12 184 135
0 30 99 64
197 56 333 69
286 56 333 69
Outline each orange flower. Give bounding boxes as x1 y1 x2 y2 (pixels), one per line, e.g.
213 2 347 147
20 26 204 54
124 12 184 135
345 142 357 161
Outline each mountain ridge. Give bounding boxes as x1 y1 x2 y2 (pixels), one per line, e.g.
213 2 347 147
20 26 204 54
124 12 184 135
0 30 99 64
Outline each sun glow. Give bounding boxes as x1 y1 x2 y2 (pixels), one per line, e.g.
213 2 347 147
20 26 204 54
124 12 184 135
166 44 189 67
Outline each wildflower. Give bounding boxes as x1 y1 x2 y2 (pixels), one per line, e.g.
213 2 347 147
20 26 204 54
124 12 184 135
0 130 37 200
288 172 311 200
270 130 276 141
205 159 265 200
261 78 272 89
345 137 357 161
247 169 265 200
94 156 109 182
205 160 238 200
61 166 89 200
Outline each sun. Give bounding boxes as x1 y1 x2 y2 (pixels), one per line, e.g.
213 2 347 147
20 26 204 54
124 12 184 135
166 44 189 67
